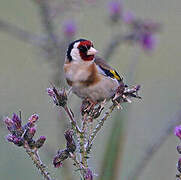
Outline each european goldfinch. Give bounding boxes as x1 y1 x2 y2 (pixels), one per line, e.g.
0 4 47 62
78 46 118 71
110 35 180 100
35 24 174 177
64 39 124 103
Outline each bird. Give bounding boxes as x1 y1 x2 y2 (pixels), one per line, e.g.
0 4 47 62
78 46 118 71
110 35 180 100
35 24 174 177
64 38 124 106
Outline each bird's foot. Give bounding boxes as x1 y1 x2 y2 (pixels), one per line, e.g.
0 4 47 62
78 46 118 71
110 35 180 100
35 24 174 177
81 98 98 115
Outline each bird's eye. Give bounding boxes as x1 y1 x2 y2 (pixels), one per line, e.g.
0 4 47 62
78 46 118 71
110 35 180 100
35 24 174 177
78 46 87 53
86 45 91 49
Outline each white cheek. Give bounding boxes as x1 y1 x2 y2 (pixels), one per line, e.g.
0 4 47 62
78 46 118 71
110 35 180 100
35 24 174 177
70 48 82 61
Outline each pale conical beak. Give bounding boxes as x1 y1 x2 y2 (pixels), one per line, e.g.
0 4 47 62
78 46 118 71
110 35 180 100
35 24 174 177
87 47 98 55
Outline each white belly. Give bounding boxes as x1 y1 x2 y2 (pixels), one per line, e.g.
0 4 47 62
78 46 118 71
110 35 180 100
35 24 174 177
72 75 119 102
64 61 120 101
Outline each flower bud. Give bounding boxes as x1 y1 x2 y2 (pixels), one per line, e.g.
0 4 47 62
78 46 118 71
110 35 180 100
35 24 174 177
64 129 76 153
84 168 93 180
108 1 122 22
177 146 181 154
123 11 135 24
175 125 181 140
24 127 36 141
6 134 15 142
4 117 14 133
140 32 155 51
53 149 69 168
47 86 68 107
63 20 76 37
28 139 36 149
4 117 13 127
13 137 24 146
47 88 55 97
178 158 181 173
35 136 46 148
28 114 39 126
12 113 21 129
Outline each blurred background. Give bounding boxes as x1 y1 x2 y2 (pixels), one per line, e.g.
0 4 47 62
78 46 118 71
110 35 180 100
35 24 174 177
0 0 181 180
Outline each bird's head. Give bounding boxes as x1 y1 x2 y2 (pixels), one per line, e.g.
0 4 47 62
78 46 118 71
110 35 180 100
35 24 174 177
66 39 98 62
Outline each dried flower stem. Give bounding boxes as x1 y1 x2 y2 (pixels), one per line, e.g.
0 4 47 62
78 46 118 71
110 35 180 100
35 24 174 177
80 114 88 168
64 104 88 170
34 0 59 48
34 149 43 166
86 104 116 153
64 105 81 134
25 145 54 180
48 85 140 179
69 152 86 177
103 33 134 60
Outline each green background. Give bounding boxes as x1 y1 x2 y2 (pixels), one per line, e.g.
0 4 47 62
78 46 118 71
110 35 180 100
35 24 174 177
0 0 181 179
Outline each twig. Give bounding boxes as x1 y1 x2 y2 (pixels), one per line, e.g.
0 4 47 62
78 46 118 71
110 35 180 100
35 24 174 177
34 0 60 51
103 33 135 60
127 111 181 180
64 105 81 134
69 152 86 178
80 114 88 168
86 104 116 153
25 145 54 180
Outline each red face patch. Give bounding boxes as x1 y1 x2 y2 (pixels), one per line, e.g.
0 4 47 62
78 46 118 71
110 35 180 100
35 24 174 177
78 40 92 47
78 40 94 61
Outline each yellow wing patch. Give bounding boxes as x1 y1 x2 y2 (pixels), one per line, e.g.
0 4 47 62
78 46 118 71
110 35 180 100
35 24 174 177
110 69 121 81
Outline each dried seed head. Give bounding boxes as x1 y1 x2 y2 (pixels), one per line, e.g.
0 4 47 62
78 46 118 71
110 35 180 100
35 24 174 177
177 158 181 173
53 149 69 168
64 129 76 153
177 146 181 154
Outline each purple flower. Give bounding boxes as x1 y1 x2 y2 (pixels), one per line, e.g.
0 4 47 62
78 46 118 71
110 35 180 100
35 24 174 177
123 17 160 52
47 87 59 105
28 114 39 125
64 129 74 142
54 160 63 168
123 11 135 24
4 117 13 127
5 112 46 149
6 134 15 142
53 149 69 168
24 127 36 141
13 137 24 146
108 1 122 21
47 86 67 107
177 146 181 154
63 20 77 37
47 88 55 97
175 125 181 140
6 134 23 146
12 113 21 129
35 136 46 148
64 129 76 153
177 158 181 173
140 32 156 51
84 168 93 180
